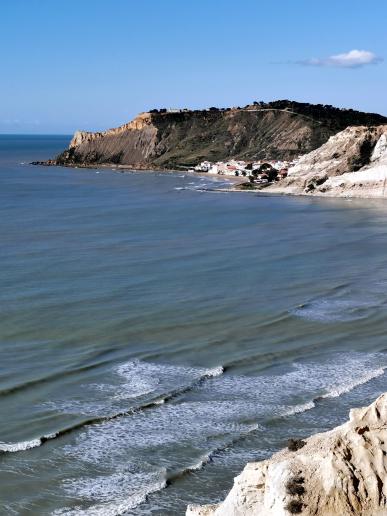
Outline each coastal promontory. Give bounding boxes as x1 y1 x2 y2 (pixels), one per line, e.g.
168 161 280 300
45 101 387 171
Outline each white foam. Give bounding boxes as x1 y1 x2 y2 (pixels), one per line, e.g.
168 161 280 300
198 353 387 416
0 438 41 452
50 354 387 512
62 400 258 466
57 355 387 467
0 430 59 453
203 365 224 378
289 353 387 401
282 400 316 417
292 298 371 322
188 454 211 471
321 366 385 399
46 360 223 417
292 282 386 322
114 361 223 400
54 468 166 515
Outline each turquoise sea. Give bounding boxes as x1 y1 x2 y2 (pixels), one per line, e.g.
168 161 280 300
2 135 387 514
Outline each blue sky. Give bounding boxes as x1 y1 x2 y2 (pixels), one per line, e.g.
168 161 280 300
1 0 386 133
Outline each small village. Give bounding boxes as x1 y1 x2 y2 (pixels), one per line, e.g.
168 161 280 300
190 158 299 184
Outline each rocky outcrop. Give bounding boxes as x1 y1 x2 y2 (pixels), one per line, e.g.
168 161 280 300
68 112 155 149
267 125 387 198
187 393 387 516
50 101 387 170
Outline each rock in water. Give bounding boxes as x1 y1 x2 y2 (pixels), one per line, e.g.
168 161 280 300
187 393 387 515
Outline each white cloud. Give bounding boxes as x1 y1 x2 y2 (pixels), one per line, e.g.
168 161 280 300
300 49 383 68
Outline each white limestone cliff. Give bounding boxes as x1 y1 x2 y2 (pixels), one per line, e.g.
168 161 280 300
187 393 387 516
268 125 387 198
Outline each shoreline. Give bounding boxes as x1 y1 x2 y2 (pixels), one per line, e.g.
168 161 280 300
31 161 387 200
31 159 249 187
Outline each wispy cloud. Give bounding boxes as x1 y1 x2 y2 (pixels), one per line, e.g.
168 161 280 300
299 49 383 69
1 119 40 127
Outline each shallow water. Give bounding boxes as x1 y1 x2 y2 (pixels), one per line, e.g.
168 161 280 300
2 136 387 514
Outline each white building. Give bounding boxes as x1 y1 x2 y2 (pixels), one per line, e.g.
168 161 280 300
194 161 212 172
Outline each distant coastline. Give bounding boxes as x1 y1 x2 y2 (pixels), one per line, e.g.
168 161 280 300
34 100 387 170
32 100 387 200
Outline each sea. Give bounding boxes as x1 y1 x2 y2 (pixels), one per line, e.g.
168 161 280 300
2 135 387 515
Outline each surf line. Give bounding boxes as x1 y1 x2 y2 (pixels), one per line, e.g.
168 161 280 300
165 423 261 487
0 366 224 454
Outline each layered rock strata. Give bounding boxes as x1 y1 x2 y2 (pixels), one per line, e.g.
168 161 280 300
48 101 387 170
267 125 387 198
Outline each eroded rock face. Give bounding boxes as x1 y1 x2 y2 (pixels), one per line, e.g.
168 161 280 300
51 102 387 170
187 393 387 516
68 113 155 149
268 125 387 198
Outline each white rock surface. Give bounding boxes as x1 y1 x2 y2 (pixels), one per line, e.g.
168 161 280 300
268 125 387 198
187 393 387 516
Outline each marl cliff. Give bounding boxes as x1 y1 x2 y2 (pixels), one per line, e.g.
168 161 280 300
266 124 387 198
50 101 387 170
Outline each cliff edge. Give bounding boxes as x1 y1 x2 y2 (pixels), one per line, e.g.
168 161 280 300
51 101 387 170
187 393 387 516
267 125 387 198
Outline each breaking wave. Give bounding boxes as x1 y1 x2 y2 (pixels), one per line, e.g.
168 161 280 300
319 366 385 399
53 468 168 516
0 361 224 454
4 352 387 514
49 352 387 514
0 438 43 453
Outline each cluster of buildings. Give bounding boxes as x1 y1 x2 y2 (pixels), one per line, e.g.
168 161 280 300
191 158 299 183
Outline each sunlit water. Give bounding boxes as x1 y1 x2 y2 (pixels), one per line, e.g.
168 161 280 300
2 136 387 514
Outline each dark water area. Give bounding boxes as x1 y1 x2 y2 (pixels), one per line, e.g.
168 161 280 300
2 136 387 514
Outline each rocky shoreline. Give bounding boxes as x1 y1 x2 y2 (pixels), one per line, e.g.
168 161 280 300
187 393 387 515
33 122 387 199
32 100 387 173
32 118 387 202
262 125 387 199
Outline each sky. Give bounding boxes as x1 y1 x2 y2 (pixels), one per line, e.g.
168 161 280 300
1 0 387 133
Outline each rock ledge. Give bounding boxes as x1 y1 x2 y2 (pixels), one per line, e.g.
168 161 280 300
187 393 387 515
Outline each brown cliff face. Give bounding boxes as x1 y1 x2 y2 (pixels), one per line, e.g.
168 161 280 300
54 101 387 170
